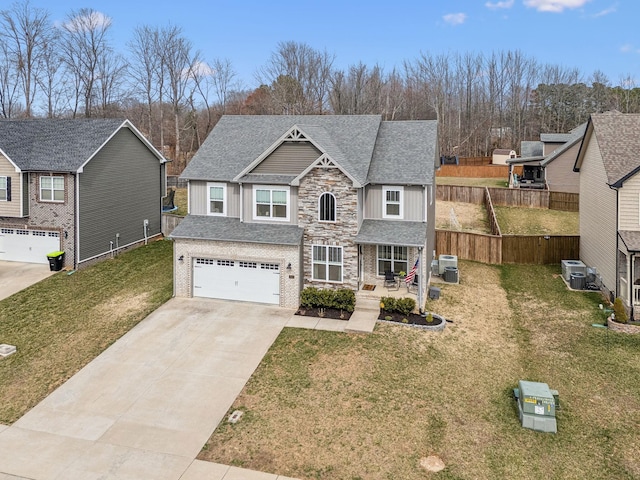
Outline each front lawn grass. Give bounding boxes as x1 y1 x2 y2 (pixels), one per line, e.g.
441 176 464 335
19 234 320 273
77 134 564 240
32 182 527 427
495 205 579 235
199 261 640 480
0 239 173 424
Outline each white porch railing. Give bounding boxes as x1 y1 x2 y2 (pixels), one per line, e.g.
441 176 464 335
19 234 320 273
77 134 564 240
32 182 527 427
634 284 640 308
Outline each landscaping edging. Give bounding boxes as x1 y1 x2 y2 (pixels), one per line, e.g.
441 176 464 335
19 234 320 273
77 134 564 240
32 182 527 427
608 316 640 334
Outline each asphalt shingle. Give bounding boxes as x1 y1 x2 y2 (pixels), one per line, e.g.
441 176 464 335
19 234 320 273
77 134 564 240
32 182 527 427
0 118 128 171
589 112 640 186
354 219 427 247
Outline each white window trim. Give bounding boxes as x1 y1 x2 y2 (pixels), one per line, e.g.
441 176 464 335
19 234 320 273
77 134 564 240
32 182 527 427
382 185 403 219
318 191 337 223
312 244 343 283
376 245 408 276
39 175 64 203
0 176 7 202
207 182 227 216
252 185 290 222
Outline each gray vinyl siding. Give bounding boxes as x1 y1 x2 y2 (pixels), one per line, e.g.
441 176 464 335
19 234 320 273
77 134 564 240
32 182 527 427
251 142 321 175
618 173 640 231
242 184 298 225
228 183 240 218
543 142 564 156
545 143 580 193
579 134 617 294
78 127 162 262
0 154 21 218
189 181 207 215
426 184 436 274
364 184 424 221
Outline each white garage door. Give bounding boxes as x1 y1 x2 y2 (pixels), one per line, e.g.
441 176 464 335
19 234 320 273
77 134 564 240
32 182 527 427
0 228 61 264
193 258 280 305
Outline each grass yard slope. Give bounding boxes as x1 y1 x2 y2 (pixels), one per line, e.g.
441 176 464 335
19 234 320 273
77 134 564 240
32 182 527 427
200 261 640 480
0 239 173 423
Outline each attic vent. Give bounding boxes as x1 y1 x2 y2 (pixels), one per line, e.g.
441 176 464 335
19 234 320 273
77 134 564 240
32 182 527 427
285 128 307 141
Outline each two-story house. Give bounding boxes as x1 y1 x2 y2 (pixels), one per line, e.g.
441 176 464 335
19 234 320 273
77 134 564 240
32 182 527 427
0 119 166 269
574 111 640 317
170 115 438 308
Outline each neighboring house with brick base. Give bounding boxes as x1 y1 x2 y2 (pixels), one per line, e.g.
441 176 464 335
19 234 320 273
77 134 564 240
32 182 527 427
0 119 166 269
171 115 438 308
574 111 640 317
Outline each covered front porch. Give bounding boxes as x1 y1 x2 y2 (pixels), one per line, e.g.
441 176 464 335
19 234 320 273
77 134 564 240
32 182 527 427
354 219 429 307
617 231 640 319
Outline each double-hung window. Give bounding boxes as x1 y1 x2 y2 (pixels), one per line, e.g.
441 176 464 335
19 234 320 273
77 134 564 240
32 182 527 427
312 245 343 282
254 186 289 221
0 176 7 201
382 185 403 218
40 176 64 202
377 245 408 275
207 183 226 215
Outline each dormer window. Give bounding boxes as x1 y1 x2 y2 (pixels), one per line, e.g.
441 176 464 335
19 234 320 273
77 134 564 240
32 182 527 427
319 192 336 222
383 185 403 218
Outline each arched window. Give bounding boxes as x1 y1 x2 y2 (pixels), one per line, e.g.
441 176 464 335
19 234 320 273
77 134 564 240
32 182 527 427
319 192 336 222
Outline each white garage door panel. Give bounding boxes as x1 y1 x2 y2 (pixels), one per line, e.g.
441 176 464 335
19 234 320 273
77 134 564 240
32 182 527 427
0 228 61 264
193 259 280 305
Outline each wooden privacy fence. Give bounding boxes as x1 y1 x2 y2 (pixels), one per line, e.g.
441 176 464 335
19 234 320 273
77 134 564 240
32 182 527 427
437 164 513 178
436 185 580 264
436 230 579 265
437 185 579 212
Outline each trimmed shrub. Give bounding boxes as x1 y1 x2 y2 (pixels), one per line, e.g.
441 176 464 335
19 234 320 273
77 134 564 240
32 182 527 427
380 296 415 315
613 297 629 324
300 287 356 312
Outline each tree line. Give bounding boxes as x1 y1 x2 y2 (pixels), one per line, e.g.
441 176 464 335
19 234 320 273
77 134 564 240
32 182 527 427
2 1 639 171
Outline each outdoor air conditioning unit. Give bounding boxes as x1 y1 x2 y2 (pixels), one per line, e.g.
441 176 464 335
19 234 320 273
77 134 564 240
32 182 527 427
561 260 587 282
439 254 458 275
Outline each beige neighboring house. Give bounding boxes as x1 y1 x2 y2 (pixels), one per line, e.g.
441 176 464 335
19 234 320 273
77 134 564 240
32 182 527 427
507 123 585 192
492 148 516 165
574 111 640 317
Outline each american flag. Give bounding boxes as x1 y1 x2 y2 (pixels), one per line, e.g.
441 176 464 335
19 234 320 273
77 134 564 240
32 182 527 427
405 258 418 284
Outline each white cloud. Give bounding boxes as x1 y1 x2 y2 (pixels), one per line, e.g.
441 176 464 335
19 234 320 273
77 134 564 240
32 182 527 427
443 13 467 26
485 0 515 9
620 44 640 54
63 10 111 32
593 3 617 17
523 0 591 12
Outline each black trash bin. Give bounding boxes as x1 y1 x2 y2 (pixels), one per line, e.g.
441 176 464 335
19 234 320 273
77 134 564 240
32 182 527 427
46 251 65 271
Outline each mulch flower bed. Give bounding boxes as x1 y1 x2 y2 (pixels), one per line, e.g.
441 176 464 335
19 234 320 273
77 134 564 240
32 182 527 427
295 307 352 320
378 311 445 326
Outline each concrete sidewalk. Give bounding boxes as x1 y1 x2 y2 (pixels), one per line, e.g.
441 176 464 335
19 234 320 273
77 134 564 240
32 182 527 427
0 298 300 480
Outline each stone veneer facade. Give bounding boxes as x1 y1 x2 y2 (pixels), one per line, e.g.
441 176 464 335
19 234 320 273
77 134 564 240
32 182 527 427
0 173 76 267
297 166 359 291
173 238 302 309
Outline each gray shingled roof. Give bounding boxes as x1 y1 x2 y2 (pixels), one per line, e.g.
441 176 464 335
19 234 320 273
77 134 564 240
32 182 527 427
506 156 544 165
354 219 427 247
540 133 574 143
169 215 304 245
587 112 640 186
181 115 436 186
540 123 586 167
619 230 640 252
366 120 437 185
0 118 131 171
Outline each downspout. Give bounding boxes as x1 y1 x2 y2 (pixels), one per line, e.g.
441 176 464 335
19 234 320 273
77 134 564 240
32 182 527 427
75 173 80 268
239 183 244 222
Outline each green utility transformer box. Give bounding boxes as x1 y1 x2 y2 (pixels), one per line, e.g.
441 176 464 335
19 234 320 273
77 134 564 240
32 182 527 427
514 380 558 433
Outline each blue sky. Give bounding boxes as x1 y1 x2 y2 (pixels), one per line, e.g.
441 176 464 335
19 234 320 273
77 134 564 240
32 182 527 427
26 0 640 89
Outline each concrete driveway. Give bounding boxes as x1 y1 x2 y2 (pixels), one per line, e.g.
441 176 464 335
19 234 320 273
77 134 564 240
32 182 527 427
0 260 56 301
0 298 299 480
